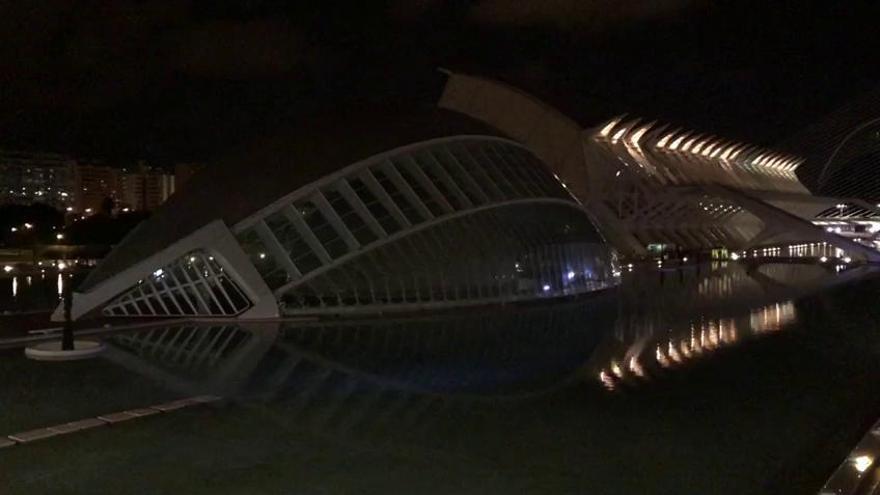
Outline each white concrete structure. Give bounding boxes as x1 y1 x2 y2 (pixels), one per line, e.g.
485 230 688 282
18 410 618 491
56 113 618 321
439 71 880 261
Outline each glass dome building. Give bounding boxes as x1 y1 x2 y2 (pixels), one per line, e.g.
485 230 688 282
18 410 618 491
61 108 618 321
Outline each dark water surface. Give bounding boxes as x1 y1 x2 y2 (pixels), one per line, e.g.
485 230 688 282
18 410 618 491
2 261 880 494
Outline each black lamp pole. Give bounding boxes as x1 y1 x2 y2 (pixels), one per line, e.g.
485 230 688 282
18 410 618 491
61 280 74 350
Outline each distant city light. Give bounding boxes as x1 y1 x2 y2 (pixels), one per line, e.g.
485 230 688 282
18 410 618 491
682 256 688 262
153 268 164 277
3 265 12 273
820 256 828 263
122 207 130 212
853 455 873 473
57 262 66 270
66 207 74 212
843 256 852 263
730 253 740 260
542 284 551 292
9 227 16 232
56 233 64 240
23 223 33 229
259 253 267 259
84 208 93 213
567 271 575 280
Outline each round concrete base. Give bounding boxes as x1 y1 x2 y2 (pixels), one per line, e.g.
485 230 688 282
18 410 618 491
25 340 105 361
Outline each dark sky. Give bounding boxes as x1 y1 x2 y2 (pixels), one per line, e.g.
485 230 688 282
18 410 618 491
1 1 878 165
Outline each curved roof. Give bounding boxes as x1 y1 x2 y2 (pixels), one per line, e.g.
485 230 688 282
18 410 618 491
81 106 505 291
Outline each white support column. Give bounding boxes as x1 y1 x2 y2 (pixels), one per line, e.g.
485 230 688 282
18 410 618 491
254 220 303 279
336 179 388 239
422 151 473 209
378 161 435 220
437 147 490 204
359 169 412 228
312 191 360 252
398 156 455 214
283 205 333 264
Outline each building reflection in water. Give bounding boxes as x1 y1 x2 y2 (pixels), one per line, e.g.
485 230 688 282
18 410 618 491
99 260 866 437
595 301 797 391
105 299 616 403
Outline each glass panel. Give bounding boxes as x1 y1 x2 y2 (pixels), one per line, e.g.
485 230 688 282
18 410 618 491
293 199 348 259
349 176 401 235
236 228 290 289
324 188 377 245
265 210 323 274
371 166 425 224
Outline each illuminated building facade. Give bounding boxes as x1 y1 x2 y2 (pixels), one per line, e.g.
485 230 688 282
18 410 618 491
0 149 77 211
439 71 880 261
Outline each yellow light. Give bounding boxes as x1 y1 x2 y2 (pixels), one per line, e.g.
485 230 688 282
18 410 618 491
854 455 873 473
656 132 674 148
598 119 618 138
610 360 623 378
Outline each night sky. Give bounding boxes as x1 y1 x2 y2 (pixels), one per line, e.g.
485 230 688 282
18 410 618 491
1 1 878 165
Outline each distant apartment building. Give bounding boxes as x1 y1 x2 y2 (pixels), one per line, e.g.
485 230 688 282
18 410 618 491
0 149 195 214
0 149 77 210
173 162 204 192
118 164 176 212
75 162 121 214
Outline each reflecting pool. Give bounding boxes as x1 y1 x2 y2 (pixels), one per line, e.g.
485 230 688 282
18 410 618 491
2 260 880 494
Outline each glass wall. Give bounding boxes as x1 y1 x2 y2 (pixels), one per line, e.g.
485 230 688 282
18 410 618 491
231 136 616 315
279 202 617 313
103 250 252 317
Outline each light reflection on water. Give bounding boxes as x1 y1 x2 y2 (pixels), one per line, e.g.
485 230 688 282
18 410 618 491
4 260 880 495
0 271 77 312
92 261 868 401
594 301 798 391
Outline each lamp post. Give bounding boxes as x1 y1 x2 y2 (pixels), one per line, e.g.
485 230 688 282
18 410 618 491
61 281 74 351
